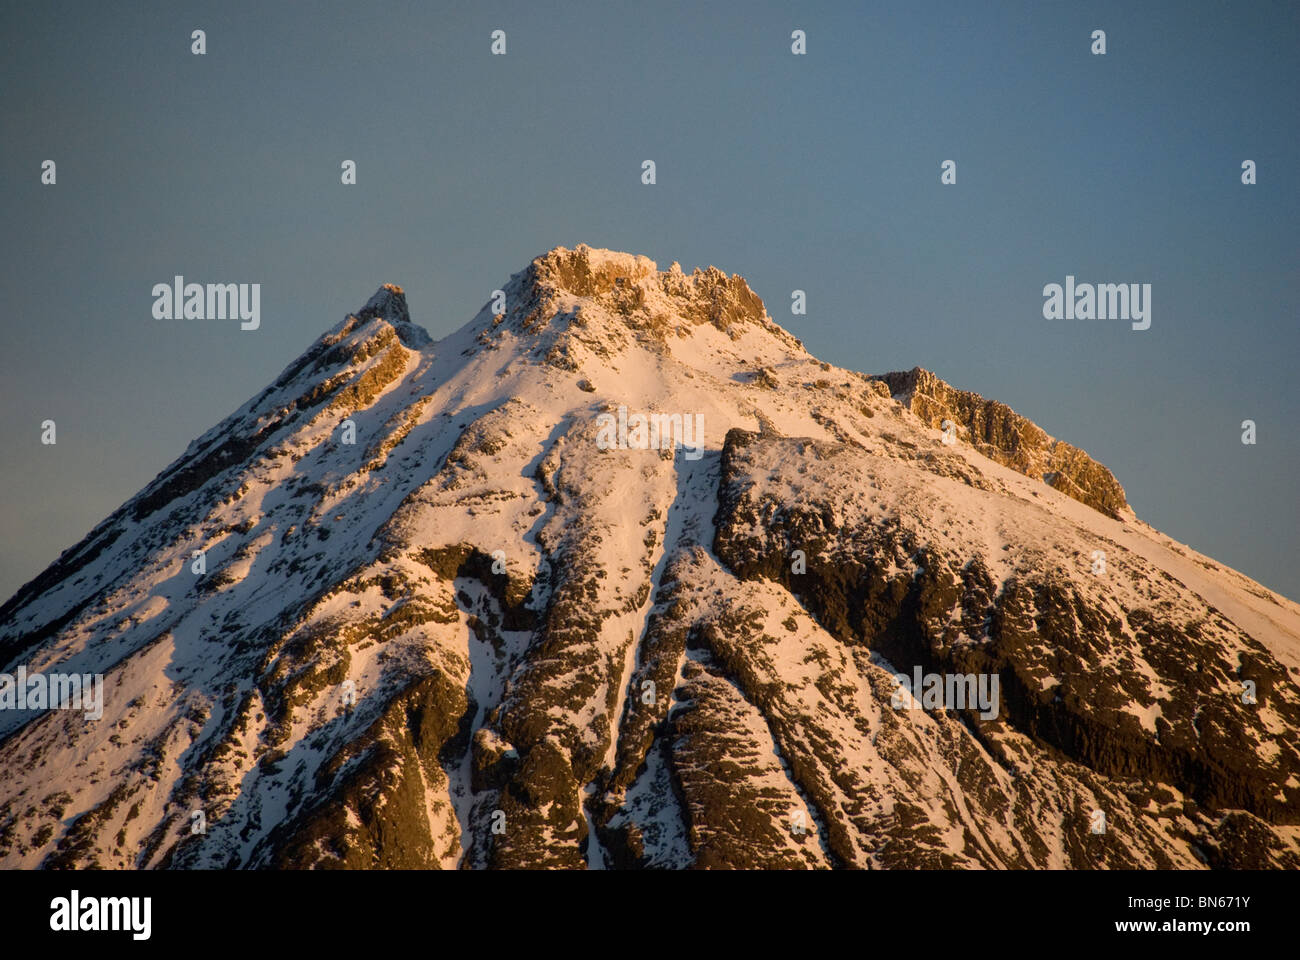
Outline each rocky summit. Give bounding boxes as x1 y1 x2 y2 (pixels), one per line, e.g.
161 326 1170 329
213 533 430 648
2 245 1298 869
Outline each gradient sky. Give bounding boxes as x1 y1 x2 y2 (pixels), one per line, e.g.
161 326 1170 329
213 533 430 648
1 0 1297 603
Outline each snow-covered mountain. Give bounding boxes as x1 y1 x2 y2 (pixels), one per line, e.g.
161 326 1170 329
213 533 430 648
2 245 1298 869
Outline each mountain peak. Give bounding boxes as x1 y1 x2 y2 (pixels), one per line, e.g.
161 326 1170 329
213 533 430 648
4 247 1297 872
345 282 433 351
475 244 805 368
521 244 770 329
529 244 659 295
356 283 411 326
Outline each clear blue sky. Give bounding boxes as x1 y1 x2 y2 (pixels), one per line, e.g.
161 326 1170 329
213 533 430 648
1 0 1297 600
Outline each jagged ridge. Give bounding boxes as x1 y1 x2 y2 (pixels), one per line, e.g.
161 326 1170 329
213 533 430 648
871 367 1131 520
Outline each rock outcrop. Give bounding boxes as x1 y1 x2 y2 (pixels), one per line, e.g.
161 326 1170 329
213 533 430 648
871 367 1131 520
